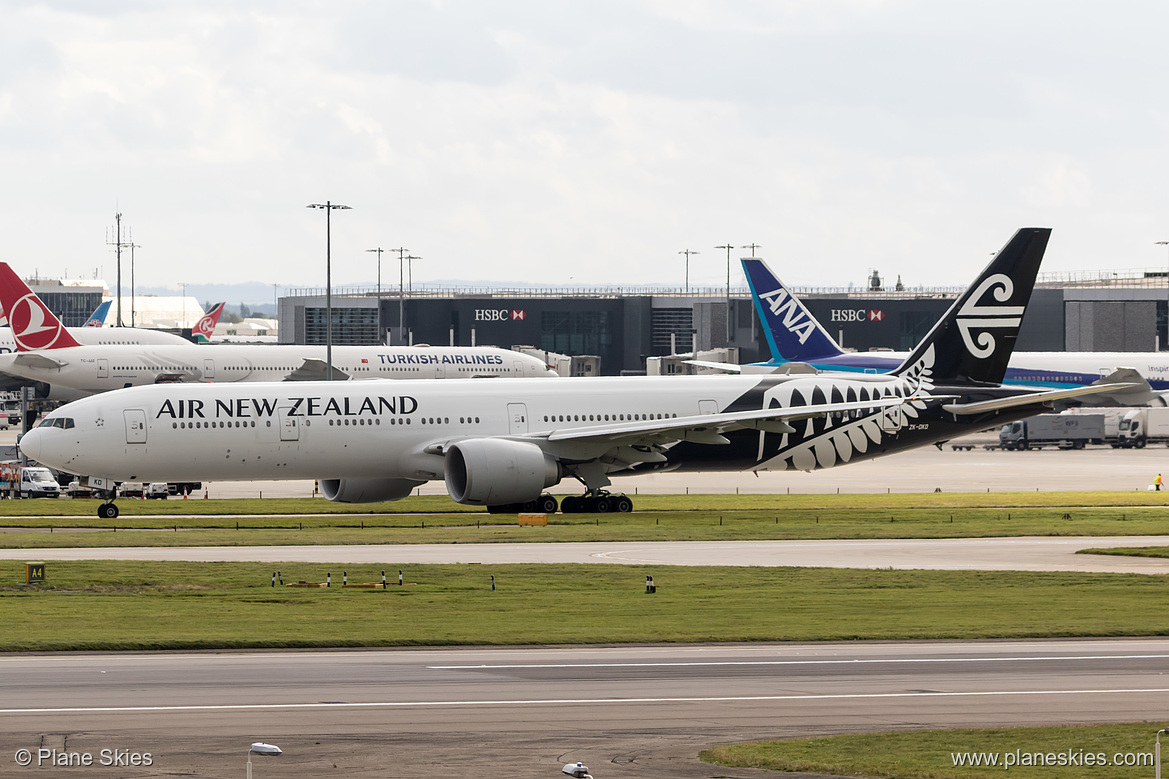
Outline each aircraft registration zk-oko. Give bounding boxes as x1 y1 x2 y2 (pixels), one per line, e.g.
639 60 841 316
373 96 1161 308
0 263 555 401
21 228 1128 519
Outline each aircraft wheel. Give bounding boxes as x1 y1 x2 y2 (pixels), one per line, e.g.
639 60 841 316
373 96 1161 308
98 503 119 519
593 496 611 513
613 496 633 513
561 496 581 514
537 494 558 514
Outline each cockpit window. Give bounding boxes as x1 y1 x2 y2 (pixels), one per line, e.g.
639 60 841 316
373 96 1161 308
37 418 74 429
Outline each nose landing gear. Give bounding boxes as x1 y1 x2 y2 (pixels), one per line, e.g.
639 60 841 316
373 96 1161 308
97 491 119 519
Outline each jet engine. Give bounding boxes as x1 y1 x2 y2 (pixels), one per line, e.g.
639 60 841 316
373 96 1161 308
444 438 561 506
319 477 425 503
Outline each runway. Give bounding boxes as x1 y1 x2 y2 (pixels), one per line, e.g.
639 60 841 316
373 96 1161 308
1 639 1167 777
4 535 1169 573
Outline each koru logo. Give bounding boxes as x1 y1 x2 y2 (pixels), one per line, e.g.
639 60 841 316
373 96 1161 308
955 273 1024 359
9 293 67 350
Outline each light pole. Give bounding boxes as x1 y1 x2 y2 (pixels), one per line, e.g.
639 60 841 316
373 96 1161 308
247 742 282 779
367 247 384 343
307 201 352 380
1157 727 1169 779
1158 241 1169 351
178 281 188 329
716 243 734 344
392 247 409 344
271 283 280 328
678 249 699 294
128 243 140 327
406 254 421 293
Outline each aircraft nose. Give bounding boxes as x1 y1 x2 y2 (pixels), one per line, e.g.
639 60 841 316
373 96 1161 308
18 429 42 461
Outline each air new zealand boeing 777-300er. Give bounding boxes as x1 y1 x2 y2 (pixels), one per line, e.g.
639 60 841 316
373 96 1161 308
21 228 1129 518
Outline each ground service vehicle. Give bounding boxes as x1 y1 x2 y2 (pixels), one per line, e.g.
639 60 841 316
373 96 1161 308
1117 407 1169 448
998 413 1105 450
0 461 61 498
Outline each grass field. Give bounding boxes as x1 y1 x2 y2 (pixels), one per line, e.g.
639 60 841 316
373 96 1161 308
701 723 1168 779
4 561 1169 651
2 491 1169 548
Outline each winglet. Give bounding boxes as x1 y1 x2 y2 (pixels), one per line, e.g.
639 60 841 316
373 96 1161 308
193 302 226 343
0 262 82 350
893 228 1050 386
742 258 844 362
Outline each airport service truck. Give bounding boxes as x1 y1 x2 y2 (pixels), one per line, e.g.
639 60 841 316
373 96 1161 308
0 461 62 499
1116 407 1169 448
998 413 1106 450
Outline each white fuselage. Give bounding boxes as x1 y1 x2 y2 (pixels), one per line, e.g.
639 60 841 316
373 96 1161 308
0 326 189 352
0 344 555 401
20 373 909 485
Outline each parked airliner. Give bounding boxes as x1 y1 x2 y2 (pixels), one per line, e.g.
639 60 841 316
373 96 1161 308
690 257 1163 406
0 264 555 401
22 228 1127 518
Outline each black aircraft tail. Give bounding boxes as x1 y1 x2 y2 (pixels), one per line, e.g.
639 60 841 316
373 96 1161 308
893 227 1050 386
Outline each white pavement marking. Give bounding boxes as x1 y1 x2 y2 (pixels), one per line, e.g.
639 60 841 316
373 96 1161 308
6 688 1169 715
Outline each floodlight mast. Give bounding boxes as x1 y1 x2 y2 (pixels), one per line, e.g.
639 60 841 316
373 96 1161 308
307 202 352 380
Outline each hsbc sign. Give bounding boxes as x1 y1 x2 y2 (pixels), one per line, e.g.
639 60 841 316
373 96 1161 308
830 309 884 323
474 309 526 322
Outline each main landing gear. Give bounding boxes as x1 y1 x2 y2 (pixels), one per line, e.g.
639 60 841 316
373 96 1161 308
560 491 633 514
97 491 119 519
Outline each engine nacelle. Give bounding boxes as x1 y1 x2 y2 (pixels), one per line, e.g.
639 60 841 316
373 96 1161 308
319 477 425 503
444 438 561 506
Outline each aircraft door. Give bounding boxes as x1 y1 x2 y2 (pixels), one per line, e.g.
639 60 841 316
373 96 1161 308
513 360 526 376
97 359 108 379
124 409 147 444
435 363 445 379
507 403 528 435
880 405 903 433
698 400 718 415
203 358 215 380
278 407 299 441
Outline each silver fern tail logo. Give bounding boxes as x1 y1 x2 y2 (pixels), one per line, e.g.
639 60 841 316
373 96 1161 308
956 274 1024 359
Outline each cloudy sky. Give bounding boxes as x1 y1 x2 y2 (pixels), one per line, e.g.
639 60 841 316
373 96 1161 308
3 0 1169 293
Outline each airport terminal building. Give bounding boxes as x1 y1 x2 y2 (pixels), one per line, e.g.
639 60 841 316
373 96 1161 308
276 268 1169 375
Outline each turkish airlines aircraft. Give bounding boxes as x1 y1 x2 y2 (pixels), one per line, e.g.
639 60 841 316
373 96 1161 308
21 228 1126 518
0 272 191 350
0 263 555 402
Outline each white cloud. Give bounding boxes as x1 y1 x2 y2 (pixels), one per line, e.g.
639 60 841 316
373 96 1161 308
2 0 1169 291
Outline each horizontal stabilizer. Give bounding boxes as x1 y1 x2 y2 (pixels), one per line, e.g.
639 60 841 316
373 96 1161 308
941 382 1140 415
11 352 67 370
286 358 351 382
681 360 742 373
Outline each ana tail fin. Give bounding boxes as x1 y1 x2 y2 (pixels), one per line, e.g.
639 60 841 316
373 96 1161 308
192 302 225 343
83 300 112 327
894 227 1050 385
0 263 82 350
742 258 844 362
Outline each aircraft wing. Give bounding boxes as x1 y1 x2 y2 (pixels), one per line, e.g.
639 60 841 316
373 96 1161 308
941 382 1141 415
285 358 351 382
538 396 909 448
10 352 68 370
